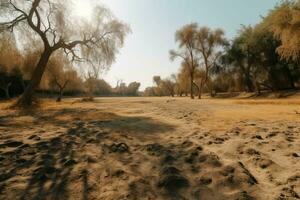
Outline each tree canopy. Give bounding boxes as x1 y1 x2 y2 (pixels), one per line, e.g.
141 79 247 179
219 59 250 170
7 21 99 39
0 0 130 106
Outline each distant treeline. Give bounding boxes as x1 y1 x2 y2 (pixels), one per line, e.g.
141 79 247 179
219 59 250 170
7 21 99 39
0 66 140 100
145 0 300 98
0 34 140 100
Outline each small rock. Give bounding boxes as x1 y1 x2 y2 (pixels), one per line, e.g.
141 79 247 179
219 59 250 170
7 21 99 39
254 135 263 140
292 153 299 158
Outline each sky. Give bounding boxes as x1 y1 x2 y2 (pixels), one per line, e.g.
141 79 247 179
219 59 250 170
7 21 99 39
96 0 280 90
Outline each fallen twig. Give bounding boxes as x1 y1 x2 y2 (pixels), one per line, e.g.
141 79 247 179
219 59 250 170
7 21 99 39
238 161 258 185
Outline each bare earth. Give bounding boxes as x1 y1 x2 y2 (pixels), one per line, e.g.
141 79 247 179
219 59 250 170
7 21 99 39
0 97 299 200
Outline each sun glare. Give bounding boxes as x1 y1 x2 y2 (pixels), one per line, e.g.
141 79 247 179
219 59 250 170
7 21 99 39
73 0 93 20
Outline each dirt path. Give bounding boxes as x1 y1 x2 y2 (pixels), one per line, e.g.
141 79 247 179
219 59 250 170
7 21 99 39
0 97 299 200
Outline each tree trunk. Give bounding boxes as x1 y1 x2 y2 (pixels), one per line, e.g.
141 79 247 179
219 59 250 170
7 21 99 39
0 83 11 99
199 81 204 99
283 64 296 89
4 87 9 99
56 96 62 102
16 50 52 106
244 74 253 92
190 73 194 99
210 89 215 97
240 64 253 92
20 79 26 92
56 80 68 102
254 81 261 96
192 82 201 99
56 90 62 102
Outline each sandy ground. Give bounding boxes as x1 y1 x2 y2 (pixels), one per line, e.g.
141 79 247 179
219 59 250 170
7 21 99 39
0 97 299 200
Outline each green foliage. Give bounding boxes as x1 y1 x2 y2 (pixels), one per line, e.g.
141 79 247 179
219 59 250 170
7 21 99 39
163 1 300 97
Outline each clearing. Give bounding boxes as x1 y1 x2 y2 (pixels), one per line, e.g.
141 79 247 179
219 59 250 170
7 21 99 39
0 97 299 200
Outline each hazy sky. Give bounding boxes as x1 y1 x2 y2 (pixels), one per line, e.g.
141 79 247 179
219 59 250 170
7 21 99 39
99 0 280 90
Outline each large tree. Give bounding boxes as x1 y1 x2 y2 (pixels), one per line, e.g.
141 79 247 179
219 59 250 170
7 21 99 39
170 23 199 99
223 26 260 92
195 27 226 99
0 0 129 106
265 0 300 62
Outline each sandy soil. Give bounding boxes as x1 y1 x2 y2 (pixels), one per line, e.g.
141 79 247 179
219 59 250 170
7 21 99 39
0 97 299 200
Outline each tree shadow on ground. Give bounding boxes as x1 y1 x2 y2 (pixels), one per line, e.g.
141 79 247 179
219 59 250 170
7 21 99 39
0 107 176 199
0 107 176 135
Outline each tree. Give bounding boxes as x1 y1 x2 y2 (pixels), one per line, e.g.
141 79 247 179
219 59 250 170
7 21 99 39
160 78 176 97
195 27 226 99
0 31 23 71
126 82 141 96
0 32 24 98
21 50 40 81
223 26 260 92
143 87 156 96
176 64 190 96
152 76 162 96
84 72 99 100
170 23 199 99
253 22 297 91
265 0 300 62
153 76 161 87
93 79 112 96
0 70 12 99
47 53 73 102
0 0 130 106
222 23 298 93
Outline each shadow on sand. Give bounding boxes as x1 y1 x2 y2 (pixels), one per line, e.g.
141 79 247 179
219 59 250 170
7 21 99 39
0 107 176 199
